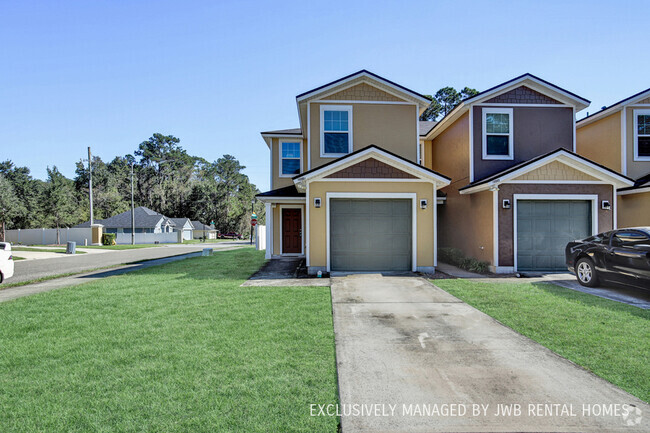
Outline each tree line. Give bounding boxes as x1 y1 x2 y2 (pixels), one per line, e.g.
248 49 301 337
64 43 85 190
0 133 264 239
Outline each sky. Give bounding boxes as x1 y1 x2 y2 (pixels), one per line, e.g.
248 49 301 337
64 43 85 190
1 0 648 192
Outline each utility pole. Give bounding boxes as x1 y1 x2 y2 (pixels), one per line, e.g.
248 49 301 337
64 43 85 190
131 162 135 245
88 147 94 226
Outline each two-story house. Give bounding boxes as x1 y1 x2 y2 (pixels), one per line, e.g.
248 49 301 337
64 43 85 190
257 71 633 275
576 88 650 228
421 74 633 273
257 70 451 274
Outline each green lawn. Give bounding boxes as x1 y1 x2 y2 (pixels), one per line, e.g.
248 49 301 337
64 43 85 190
12 247 86 254
0 249 339 432
435 280 650 402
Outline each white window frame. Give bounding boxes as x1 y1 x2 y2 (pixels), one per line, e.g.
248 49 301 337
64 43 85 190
633 109 650 161
482 107 514 160
320 105 353 157
279 140 302 178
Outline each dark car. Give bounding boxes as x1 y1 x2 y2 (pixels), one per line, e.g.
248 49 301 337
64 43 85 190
565 227 650 290
218 232 242 240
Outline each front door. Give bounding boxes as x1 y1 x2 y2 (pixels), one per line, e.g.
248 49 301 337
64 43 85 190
282 208 302 254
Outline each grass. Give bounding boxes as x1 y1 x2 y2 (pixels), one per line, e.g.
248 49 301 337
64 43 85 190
0 249 339 432
435 279 650 402
12 247 86 254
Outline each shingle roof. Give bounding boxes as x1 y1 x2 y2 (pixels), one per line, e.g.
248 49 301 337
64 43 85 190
75 206 174 229
191 221 217 231
618 172 650 192
168 218 194 230
419 121 437 136
261 128 302 135
256 185 305 198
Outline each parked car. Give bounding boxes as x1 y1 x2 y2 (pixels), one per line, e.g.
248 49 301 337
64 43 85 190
0 242 15 284
218 232 242 240
565 227 650 290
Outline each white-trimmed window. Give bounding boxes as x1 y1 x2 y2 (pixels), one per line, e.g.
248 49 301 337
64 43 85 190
321 105 352 157
280 141 301 177
634 109 650 161
482 107 513 160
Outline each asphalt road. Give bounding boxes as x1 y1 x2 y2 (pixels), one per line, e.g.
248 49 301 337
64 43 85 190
11 241 248 284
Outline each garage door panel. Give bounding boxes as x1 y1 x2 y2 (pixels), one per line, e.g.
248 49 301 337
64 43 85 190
330 199 412 271
517 200 591 272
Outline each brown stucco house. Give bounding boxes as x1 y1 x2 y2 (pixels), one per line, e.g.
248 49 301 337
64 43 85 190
420 74 632 273
257 71 633 274
576 88 650 228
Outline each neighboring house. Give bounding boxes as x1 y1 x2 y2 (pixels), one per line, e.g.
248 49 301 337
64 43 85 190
421 74 633 273
576 89 650 227
169 218 195 240
192 221 218 240
257 70 452 274
75 206 177 234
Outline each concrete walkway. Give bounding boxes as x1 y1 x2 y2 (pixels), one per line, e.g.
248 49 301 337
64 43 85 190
331 274 648 432
241 257 330 287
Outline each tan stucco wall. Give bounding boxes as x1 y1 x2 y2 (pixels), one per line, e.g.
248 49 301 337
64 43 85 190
271 138 307 190
625 106 650 179
618 191 650 228
576 111 621 175
422 140 433 168
430 112 470 182
271 203 306 256
513 161 599 181
437 188 494 264
309 103 418 169
307 181 435 269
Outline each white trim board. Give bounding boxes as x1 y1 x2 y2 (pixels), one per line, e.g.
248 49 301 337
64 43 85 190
325 192 418 273
278 205 304 256
512 194 598 272
265 202 272 259
482 107 514 160
617 186 650 196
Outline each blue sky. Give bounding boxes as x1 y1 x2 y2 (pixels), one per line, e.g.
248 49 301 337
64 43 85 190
1 0 647 191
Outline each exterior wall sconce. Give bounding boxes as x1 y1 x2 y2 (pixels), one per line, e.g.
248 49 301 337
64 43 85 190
314 197 321 208
502 199 511 209
602 200 611 210
420 199 428 209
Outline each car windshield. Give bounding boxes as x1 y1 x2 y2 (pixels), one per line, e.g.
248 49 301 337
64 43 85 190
582 232 609 244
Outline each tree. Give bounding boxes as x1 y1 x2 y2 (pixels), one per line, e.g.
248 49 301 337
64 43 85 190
0 174 24 241
0 160 46 228
420 86 479 121
74 156 129 219
44 166 80 244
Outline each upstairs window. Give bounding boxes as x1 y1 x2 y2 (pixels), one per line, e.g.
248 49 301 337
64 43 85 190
280 141 301 176
482 108 513 160
634 109 650 160
321 105 352 156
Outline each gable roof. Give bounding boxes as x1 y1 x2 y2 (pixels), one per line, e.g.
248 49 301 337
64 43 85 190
75 206 174 229
618 172 650 195
424 74 591 141
419 120 437 137
191 221 217 231
458 148 633 194
295 70 431 106
169 218 194 230
292 144 450 190
577 87 650 128
260 128 303 137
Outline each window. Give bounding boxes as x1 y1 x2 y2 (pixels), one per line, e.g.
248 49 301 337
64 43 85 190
280 141 301 176
482 108 513 160
634 109 650 160
611 230 649 247
321 105 352 156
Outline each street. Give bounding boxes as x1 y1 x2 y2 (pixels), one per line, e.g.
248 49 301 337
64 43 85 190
10 242 248 284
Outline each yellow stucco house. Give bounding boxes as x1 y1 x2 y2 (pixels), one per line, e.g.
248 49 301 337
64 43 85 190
576 89 650 228
258 71 635 274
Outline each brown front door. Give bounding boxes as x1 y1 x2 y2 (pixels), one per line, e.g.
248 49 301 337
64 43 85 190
282 208 302 254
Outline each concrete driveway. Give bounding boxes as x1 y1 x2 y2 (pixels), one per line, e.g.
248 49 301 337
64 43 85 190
331 274 648 432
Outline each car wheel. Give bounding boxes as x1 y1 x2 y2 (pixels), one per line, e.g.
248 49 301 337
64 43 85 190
576 257 598 287
0 272 3 284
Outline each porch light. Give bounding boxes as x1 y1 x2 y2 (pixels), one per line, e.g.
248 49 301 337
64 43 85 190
502 199 511 209
314 197 321 208
602 200 611 210
420 199 428 209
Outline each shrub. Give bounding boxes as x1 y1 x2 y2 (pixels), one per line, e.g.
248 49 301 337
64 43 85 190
438 247 490 274
102 233 116 246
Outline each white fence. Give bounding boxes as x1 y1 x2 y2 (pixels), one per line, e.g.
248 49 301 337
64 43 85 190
5 228 92 246
115 232 179 245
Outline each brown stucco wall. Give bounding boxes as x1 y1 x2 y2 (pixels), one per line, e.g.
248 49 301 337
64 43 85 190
271 138 307 190
575 111 621 173
618 191 650 227
309 103 418 169
473 106 574 180
431 112 470 181
497 184 614 267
